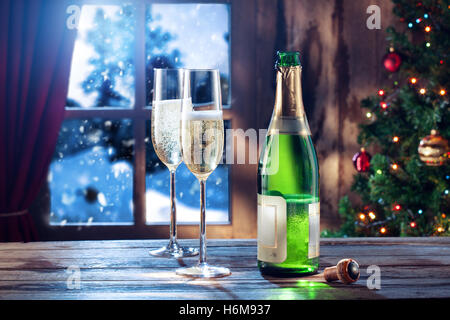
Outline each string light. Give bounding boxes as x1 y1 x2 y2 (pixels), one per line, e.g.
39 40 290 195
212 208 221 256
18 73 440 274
442 213 447 219
439 89 446 96
426 42 431 47
376 169 383 175
394 204 402 211
410 77 417 84
419 88 426 94
380 102 388 109
368 211 376 220
425 26 431 32
392 136 399 143
418 209 423 214
380 227 387 234
391 163 399 170
437 226 444 233
366 112 372 118
423 14 429 19
410 221 417 228
378 89 385 96
359 213 366 220
416 18 421 23
444 190 449 195
408 22 413 28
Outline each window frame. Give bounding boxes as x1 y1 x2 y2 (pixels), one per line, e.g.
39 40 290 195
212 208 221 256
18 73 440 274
37 0 258 240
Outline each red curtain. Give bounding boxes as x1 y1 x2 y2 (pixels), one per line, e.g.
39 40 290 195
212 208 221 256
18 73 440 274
0 0 77 241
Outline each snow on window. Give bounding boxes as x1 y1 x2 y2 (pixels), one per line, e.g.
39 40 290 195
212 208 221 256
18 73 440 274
67 5 136 108
145 4 230 106
49 119 134 224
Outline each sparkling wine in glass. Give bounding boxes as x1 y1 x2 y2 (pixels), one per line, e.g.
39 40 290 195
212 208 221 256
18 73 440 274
149 69 198 258
176 69 231 278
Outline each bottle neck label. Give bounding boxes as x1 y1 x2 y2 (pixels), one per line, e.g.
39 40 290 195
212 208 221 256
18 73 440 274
273 66 305 118
268 66 310 136
268 117 311 136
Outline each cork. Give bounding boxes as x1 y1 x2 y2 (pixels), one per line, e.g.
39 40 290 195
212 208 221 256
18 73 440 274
324 259 360 284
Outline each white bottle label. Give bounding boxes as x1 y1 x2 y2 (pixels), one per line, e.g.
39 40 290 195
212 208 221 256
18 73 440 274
308 202 320 259
257 194 287 263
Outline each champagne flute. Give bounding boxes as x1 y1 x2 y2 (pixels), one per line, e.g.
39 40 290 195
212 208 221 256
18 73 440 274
149 69 198 258
176 69 231 278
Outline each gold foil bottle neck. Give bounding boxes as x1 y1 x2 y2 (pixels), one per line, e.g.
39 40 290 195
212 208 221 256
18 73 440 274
274 66 305 118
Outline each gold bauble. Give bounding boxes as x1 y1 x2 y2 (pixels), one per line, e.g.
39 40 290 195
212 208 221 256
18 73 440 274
418 130 449 166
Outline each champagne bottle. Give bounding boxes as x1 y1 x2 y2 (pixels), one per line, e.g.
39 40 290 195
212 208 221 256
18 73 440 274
257 51 320 276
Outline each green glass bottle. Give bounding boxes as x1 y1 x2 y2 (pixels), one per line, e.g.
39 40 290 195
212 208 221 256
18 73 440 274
257 51 320 276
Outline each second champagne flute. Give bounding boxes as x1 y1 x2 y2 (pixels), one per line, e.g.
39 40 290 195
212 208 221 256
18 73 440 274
149 69 198 258
176 69 231 278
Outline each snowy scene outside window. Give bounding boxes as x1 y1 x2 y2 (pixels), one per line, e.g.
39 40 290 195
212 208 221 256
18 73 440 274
145 4 230 106
67 5 136 108
49 119 134 224
49 3 231 225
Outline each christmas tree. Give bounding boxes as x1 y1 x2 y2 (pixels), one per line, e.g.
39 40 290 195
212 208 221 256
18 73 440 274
329 0 449 237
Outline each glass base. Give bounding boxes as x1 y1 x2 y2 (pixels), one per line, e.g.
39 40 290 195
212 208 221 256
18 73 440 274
176 262 231 278
149 242 198 258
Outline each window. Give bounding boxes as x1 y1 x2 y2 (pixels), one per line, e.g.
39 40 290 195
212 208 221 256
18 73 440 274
40 0 257 240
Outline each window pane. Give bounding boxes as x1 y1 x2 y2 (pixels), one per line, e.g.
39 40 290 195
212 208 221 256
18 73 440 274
67 5 136 108
145 4 230 106
145 120 230 224
49 119 134 224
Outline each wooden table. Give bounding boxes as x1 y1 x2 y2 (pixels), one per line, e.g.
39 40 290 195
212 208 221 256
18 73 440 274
0 238 449 300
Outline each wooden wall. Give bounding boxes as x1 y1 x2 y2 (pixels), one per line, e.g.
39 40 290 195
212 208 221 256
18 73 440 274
255 0 399 230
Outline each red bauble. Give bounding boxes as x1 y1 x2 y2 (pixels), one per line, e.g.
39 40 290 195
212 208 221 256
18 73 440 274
353 148 372 172
383 52 402 72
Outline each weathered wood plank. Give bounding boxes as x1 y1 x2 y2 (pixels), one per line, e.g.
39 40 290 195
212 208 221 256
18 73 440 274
0 244 449 260
1 279 449 300
0 237 449 251
0 266 449 283
0 254 448 270
2 287 448 300
0 246 448 270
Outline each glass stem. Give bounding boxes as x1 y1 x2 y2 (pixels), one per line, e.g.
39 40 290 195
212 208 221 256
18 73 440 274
169 169 177 246
199 178 207 264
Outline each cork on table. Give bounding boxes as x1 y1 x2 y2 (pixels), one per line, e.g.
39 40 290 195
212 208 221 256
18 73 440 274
0 238 449 299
